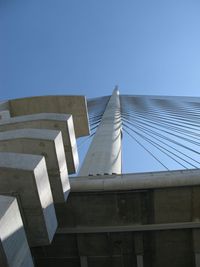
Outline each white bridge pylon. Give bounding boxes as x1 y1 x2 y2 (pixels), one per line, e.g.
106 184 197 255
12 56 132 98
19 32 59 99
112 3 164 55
79 87 122 176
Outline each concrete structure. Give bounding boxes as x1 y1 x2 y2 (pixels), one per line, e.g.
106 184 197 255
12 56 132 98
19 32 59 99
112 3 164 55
0 195 33 267
4 95 89 137
0 152 57 247
0 113 78 174
0 129 70 203
79 88 122 176
1 91 200 266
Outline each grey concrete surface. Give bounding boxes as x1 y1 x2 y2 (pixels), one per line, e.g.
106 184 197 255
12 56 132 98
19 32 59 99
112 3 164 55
8 95 89 137
71 168 200 192
0 113 79 174
0 152 57 247
0 110 10 120
0 195 34 267
0 128 70 203
79 88 122 176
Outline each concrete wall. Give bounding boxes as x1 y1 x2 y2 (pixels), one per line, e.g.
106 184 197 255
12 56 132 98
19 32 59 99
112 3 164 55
32 182 200 267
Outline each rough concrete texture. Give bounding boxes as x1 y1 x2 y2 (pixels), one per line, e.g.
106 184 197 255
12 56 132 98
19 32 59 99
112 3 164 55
8 95 89 137
0 113 79 174
32 178 200 267
0 110 10 120
0 152 57 247
79 88 121 176
71 168 200 192
0 128 70 203
0 101 9 111
0 195 34 267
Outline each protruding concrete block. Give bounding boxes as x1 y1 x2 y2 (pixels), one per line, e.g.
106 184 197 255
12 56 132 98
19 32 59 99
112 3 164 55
0 113 79 174
0 110 10 120
0 152 57 247
0 129 70 203
0 195 34 267
8 95 90 137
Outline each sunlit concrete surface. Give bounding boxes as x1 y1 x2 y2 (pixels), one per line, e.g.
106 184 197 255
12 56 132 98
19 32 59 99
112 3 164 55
0 128 70 203
0 195 33 267
7 95 89 137
0 110 10 120
0 152 57 247
0 113 79 174
71 168 200 192
79 88 122 176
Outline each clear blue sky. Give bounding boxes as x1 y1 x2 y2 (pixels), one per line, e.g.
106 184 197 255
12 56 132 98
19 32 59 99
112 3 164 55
1 0 200 173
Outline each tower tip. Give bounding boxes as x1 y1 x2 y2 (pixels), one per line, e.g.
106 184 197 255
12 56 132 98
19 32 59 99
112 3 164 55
113 85 120 95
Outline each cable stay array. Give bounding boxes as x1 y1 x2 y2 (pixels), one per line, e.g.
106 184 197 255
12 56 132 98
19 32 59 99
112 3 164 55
77 95 110 150
120 95 200 170
79 94 200 172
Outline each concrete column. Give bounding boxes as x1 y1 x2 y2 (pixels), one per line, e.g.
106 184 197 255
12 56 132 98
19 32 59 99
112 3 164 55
193 229 200 267
79 87 122 176
80 256 88 267
134 233 144 267
136 255 144 267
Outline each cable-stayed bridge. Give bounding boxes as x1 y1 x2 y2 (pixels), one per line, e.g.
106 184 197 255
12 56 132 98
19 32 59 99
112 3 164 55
80 92 200 172
0 90 200 267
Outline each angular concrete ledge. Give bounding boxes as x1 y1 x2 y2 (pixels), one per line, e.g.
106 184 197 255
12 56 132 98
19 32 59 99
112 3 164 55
0 129 70 203
71 169 200 192
8 95 90 137
0 110 10 120
0 195 33 267
0 113 79 174
0 152 57 247
0 101 9 111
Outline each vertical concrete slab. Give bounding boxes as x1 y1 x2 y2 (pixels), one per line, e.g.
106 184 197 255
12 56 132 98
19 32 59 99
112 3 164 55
136 255 144 267
193 229 200 267
0 152 57 247
80 256 88 267
0 195 34 267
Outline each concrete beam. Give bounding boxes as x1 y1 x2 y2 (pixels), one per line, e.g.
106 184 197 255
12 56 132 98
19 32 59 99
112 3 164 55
57 221 200 234
8 95 89 138
0 195 34 267
70 169 200 192
0 152 57 247
0 129 70 203
0 113 79 174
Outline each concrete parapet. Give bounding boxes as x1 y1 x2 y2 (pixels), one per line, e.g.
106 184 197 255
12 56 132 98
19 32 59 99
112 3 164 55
73 169 200 192
0 152 57 247
0 129 70 203
0 113 79 174
0 195 33 267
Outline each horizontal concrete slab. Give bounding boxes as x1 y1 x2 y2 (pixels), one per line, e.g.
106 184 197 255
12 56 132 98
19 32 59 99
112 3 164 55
0 195 33 267
0 129 70 203
0 152 57 247
71 169 200 192
0 113 79 174
8 95 89 138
